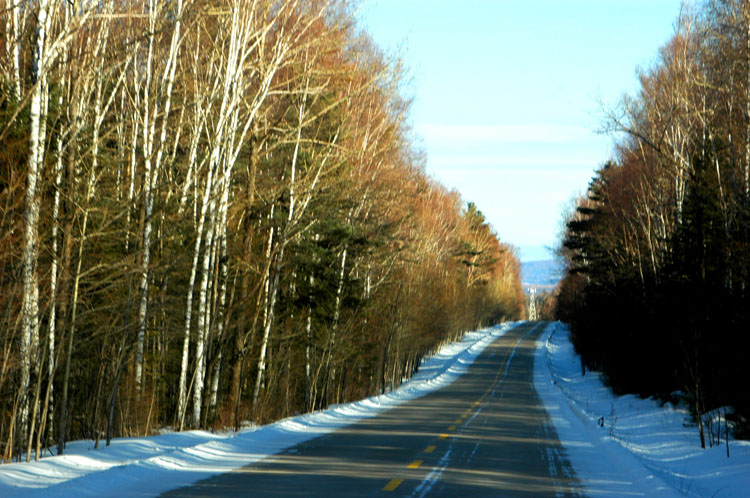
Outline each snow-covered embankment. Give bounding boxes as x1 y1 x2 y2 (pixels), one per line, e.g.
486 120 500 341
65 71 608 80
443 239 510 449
0 323 514 497
534 322 750 498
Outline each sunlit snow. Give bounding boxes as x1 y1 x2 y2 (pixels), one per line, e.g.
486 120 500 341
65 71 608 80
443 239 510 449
1 321 748 497
0 324 514 497
535 322 750 497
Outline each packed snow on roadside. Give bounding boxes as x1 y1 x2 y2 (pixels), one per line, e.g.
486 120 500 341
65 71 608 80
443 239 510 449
535 321 750 498
5 321 746 498
0 323 514 497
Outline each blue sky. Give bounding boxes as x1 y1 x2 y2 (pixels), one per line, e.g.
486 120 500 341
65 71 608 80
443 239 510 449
358 0 683 261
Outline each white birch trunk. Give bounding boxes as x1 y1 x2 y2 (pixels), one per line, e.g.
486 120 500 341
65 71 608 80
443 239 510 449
326 247 348 393
192 195 218 427
305 309 313 409
252 85 307 403
745 21 750 198
45 89 66 447
178 157 215 429
304 268 315 411
189 48 237 424
178 93 207 217
136 0 185 390
8 0 22 101
20 0 52 453
125 59 140 253
253 247 282 404
209 172 231 415
209 352 222 413
116 86 125 198
58 145 99 454
135 0 157 390
135 172 154 390
332 249 348 333
184 0 247 421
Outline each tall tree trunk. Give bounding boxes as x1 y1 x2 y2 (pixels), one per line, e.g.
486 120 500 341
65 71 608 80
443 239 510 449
135 2 157 391
25 340 46 461
125 62 140 254
304 277 314 412
136 0 184 390
253 244 282 405
8 0 22 101
745 21 750 199
178 158 215 429
20 0 52 456
58 147 98 455
209 352 222 425
253 83 308 404
325 247 348 396
43 69 68 455
208 179 231 422
192 196 217 427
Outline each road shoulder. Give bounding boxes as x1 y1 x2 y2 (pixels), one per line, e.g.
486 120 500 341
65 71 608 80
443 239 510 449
533 322 683 497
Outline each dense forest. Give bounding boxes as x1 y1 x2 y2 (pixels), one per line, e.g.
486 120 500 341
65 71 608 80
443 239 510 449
0 0 524 462
555 0 750 446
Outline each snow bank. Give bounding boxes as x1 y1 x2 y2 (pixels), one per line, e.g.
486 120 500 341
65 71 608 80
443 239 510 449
0 323 514 497
534 322 750 498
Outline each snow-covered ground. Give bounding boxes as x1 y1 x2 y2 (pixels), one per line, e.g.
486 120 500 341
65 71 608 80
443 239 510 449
0 323 514 497
535 322 750 498
2 321 747 497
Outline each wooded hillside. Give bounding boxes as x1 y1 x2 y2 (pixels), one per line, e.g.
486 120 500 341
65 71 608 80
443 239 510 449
0 0 524 462
555 0 750 445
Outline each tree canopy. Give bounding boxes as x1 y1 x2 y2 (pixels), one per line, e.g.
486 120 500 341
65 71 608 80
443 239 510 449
0 0 524 462
555 0 750 446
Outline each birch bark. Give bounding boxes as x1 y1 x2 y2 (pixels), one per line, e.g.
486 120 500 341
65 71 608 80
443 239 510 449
135 0 185 390
8 0 23 101
252 77 309 404
745 21 750 198
178 146 215 429
191 194 217 427
20 0 54 455
187 0 243 423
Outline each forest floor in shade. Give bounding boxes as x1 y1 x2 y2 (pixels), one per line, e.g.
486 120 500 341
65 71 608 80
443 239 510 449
0 321 748 497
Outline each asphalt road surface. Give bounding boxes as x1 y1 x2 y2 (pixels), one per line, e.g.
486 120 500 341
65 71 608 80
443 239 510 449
163 321 583 497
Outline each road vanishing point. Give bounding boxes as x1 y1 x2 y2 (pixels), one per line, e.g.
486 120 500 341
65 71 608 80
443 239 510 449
163 322 583 497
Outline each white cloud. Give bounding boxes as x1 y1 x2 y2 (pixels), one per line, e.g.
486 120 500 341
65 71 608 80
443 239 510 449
427 154 601 169
417 123 596 144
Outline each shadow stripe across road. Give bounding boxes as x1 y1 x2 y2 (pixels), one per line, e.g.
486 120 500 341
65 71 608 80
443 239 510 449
163 322 583 497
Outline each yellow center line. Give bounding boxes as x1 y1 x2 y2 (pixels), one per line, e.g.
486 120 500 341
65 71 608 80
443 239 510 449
383 478 403 492
384 327 537 495
480 325 538 402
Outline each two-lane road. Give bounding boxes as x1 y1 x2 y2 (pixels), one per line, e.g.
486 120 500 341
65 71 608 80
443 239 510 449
164 322 582 497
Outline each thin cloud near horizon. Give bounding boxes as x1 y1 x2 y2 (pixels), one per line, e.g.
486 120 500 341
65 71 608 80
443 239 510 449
416 123 597 144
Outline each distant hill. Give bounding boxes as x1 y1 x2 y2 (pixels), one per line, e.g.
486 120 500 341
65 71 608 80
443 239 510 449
521 259 563 291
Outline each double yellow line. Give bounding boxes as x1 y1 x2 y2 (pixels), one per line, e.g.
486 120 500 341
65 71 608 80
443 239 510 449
382 323 539 492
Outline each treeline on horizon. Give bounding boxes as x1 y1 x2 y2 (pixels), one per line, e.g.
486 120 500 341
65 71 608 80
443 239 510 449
555 0 750 446
0 0 524 462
